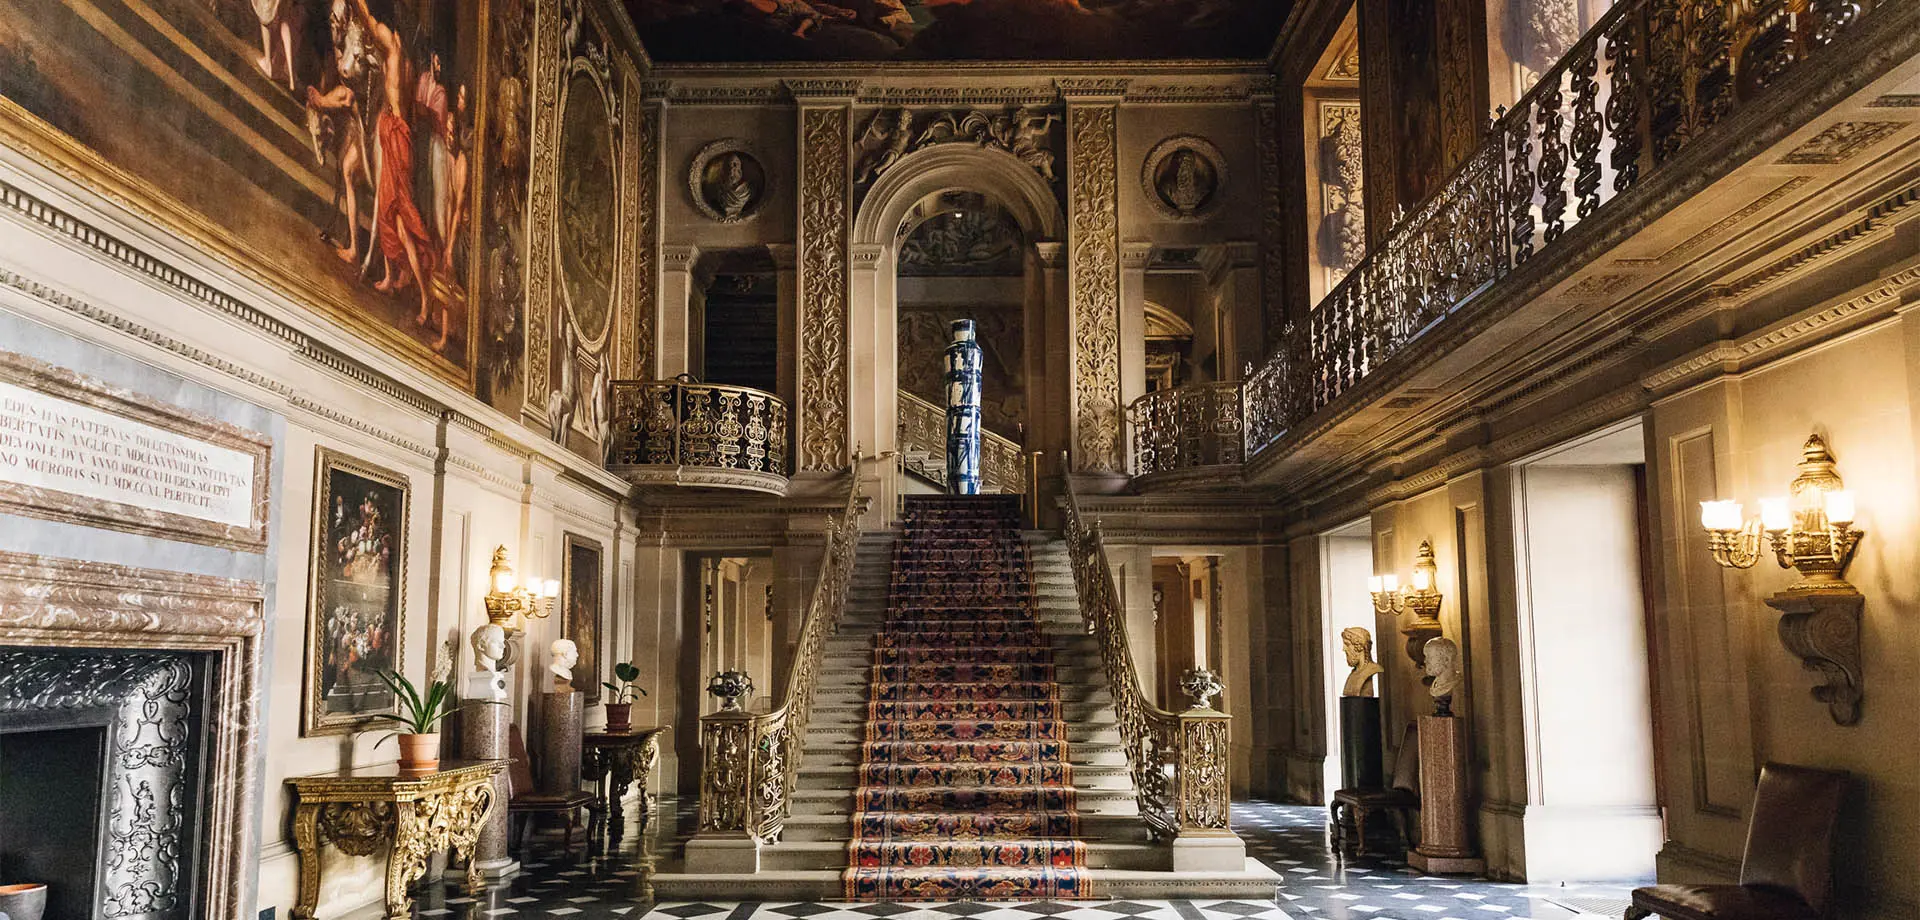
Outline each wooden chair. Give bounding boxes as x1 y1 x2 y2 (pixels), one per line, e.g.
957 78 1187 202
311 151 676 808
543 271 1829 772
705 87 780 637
506 724 595 856
1628 763 1849 920
1329 722 1419 856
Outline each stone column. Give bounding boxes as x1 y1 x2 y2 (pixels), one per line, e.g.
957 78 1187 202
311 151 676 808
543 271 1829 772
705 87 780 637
791 82 855 479
768 242 799 413
658 244 701 378
461 698 518 878
1060 82 1126 477
537 690 584 795
1118 240 1152 472
1222 241 1264 377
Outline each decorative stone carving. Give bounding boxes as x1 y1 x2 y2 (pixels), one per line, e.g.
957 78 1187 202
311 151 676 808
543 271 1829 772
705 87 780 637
1777 120 1908 165
1340 626 1385 698
1254 99 1288 350
634 102 660 377
1141 135 1226 222
1318 101 1367 285
799 106 851 471
687 139 771 223
854 106 1060 188
1068 106 1122 474
1423 636 1462 717
1765 588 1864 726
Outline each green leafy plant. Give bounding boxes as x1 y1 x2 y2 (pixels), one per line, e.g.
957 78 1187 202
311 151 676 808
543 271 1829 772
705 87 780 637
370 670 462 736
602 661 648 704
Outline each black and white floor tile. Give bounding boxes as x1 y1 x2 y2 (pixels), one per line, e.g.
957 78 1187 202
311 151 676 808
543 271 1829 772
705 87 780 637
364 800 1636 920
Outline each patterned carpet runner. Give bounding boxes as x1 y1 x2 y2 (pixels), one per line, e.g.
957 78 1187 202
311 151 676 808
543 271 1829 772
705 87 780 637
844 495 1090 901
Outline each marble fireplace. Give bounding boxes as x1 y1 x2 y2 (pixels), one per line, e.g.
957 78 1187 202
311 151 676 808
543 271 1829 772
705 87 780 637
0 553 263 920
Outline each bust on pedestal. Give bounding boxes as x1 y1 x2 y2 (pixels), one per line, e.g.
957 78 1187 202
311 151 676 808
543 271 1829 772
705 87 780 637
537 639 584 796
1408 637 1484 875
1338 627 1385 790
461 623 517 878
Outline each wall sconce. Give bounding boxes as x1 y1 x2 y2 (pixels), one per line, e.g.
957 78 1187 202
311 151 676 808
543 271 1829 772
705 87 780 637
1698 434 1864 725
483 545 559 632
1370 539 1445 669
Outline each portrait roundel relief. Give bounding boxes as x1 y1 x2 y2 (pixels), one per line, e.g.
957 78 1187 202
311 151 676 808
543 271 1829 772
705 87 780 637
557 65 617 350
1142 135 1228 222
689 139 771 223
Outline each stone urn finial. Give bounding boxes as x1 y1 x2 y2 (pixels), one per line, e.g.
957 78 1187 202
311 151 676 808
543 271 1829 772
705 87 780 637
1180 668 1223 710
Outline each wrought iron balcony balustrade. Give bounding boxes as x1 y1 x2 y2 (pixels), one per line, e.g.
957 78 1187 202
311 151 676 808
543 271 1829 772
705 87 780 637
1132 0 1879 480
608 378 790 495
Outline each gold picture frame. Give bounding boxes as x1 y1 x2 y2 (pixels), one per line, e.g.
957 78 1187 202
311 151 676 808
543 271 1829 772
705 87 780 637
303 447 411 736
562 532 605 704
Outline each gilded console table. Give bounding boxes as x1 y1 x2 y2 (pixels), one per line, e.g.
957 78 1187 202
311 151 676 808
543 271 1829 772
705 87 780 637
286 759 505 920
583 725 668 841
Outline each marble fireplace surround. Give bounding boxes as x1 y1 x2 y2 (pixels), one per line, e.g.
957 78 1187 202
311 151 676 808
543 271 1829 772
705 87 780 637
0 550 263 920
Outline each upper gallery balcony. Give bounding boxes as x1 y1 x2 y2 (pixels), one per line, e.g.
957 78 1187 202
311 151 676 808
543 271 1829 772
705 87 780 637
1129 0 1919 491
608 378 790 496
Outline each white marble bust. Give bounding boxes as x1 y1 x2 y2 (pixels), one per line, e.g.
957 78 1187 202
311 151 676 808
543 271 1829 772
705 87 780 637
471 624 506 672
1424 636 1462 717
549 638 578 692
1341 627 1385 698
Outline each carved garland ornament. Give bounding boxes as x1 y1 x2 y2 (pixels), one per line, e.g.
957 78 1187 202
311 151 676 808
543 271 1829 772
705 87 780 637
799 107 851 471
1254 100 1288 351
521 0 567 423
1068 106 1123 474
635 104 660 377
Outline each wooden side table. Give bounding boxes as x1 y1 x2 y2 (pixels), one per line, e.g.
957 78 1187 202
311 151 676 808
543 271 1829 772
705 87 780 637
287 759 506 920
582 726 668 843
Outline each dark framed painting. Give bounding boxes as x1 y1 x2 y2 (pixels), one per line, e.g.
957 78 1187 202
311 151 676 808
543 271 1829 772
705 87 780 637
563 533 604 703
303 448 410 736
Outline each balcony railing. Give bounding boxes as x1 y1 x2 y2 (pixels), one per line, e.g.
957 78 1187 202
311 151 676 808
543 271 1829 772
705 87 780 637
1128 383 1245 484
1138 0 1879 474
897 390 1028 495
608 378 789 495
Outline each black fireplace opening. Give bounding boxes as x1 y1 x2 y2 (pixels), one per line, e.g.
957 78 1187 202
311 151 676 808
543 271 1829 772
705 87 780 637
0 649 212 920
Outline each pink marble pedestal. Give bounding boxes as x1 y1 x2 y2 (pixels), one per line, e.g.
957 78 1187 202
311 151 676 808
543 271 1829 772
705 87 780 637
1408 714 1485 875
536 691 584 796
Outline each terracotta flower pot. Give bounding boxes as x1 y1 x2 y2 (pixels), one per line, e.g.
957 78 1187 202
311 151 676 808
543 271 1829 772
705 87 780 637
605 703 632 732
396 732 441 772
0 882 48 920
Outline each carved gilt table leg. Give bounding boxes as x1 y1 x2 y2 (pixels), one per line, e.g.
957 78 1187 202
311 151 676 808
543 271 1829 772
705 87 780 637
447 782 496 895
290 802 323 920
384 800 431 920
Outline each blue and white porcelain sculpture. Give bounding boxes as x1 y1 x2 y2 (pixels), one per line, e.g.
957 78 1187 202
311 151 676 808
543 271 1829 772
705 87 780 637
944 319 984 495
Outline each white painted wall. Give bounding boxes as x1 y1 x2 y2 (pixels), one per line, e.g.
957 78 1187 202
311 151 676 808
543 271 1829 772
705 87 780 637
1319 531 1375 801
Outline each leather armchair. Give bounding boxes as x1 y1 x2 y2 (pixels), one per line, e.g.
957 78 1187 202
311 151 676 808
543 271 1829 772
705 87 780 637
1627 762 1849 920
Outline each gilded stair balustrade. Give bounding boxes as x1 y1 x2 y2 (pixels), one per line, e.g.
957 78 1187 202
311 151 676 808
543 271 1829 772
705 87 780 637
696 469 863 843
1134 0 1879 478
896 389 1027 495
608 378 790 495
1061 458 1232 841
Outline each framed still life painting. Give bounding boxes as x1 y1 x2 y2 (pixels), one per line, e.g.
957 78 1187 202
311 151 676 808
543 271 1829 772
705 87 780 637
303 448 410 736
563 533 604 703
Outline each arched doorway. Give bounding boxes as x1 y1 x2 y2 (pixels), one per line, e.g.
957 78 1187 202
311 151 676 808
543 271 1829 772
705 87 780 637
847 143 1066 514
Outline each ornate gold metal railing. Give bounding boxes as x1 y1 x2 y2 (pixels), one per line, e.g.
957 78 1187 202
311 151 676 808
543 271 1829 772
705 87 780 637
1128 383 1245 480
1061 455 1232 840
897 390 1027 494
608 378 789 494
696 463 862 844
1136 0 1882 471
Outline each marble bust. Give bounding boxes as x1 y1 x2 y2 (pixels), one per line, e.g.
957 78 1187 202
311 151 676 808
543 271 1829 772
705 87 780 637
1340 626 1385 698
1424 636 1462 717
549 638 578 692
465 624 510 701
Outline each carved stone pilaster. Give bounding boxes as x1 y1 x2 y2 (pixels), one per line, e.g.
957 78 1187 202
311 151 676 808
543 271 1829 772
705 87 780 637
1067 105 1123 474
1764 588 1864 725
798 105 852 471
1254 98 1288 349
634 99 662 378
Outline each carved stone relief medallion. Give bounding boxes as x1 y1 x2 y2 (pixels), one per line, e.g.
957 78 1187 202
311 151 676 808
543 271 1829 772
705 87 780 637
1142 135 1227 222
688 139 772 223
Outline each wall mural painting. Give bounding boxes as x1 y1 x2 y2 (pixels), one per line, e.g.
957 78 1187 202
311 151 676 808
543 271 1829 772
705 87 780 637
0 0 488 383
563 533 605 703
538 1 627 459
477 0 540 408
304 448 410 736
625 0 1289 62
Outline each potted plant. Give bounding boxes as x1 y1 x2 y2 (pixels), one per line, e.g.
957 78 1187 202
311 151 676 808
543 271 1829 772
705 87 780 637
601 661 647 732
372 670 462 771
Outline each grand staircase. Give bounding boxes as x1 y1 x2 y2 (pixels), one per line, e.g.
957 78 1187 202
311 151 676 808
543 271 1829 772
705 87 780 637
656 499 1276 900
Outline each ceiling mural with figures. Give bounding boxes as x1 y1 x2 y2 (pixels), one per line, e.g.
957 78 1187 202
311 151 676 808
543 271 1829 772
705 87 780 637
625 0 1290 62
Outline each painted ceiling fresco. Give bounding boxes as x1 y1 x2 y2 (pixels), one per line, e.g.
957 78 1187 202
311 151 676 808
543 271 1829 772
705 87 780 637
627 0 1289 62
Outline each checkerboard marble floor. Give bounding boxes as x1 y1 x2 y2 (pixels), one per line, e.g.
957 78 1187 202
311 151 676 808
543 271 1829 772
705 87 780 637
364 799 1636 920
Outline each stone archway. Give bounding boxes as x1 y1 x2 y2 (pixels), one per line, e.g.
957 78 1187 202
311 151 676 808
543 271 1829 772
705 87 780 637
845 144 1068 514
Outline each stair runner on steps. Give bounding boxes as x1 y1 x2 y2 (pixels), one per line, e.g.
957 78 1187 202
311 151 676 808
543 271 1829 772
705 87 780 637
844 495 1091 901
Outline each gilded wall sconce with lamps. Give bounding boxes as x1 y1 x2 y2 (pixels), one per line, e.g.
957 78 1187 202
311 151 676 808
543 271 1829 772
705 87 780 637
1699 434 1865 725
1369 539 1446 669
481 545 560 664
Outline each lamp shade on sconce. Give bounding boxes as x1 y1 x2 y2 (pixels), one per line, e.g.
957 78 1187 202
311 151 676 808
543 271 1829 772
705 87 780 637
1700 500 1742 532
